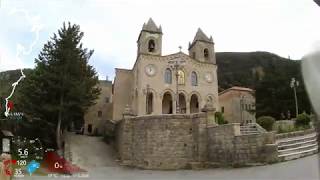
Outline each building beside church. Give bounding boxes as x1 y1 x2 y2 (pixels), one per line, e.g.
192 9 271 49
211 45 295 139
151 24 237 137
219 86 256 124
112 18 219 120
84 79 113 135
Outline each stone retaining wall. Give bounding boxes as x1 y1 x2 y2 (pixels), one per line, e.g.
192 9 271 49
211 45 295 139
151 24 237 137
115 113 208 169
207 124 277 166
276 128 316 140
115 114 278 169
273 120 295 132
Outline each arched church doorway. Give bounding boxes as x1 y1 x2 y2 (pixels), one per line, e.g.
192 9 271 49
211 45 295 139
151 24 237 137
146 93 153 114
190 94 199 113
179 93 186 114
162 92 173 114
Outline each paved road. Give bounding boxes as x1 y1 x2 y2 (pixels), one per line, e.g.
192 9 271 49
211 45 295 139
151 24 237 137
15 133 320 180
67 132 118 169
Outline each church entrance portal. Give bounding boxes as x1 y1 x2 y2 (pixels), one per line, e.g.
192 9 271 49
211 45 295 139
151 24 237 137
190 94 199 113
179 93 186 114
146 93 153 114
162 92 173 114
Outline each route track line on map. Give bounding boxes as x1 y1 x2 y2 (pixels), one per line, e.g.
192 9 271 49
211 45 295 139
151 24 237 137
4 69 26 117
2 9 42 117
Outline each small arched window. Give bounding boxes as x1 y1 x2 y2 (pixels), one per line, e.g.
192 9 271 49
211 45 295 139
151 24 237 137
204 48 209 59
148 39 155 52
98 111 102 117
178 70 185 85
191 71 198 86
164 68 172 84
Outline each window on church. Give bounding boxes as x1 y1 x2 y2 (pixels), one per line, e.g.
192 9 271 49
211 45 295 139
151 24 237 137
178 70 185 85
105 97 110 103
191 71 198 86
98 111 102 117
148 39 155 52
204 48 209 59
164 68 172 84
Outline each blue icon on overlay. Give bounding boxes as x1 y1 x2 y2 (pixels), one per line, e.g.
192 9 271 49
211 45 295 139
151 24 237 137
26 160 40 175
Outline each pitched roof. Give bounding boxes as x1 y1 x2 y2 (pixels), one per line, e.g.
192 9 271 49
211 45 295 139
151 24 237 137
219 86 254 96
188 28 213 49
192 28 213 43
142 18 162 33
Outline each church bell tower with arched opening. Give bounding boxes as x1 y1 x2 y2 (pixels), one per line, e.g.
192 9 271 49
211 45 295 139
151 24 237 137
188 28 216 64
137 18 162 56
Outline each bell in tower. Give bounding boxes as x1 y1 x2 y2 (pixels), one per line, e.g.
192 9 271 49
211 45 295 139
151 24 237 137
137 18 162 56
188 28 216 64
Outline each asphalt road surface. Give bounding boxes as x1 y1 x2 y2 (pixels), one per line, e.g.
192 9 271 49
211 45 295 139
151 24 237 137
15 133 320 180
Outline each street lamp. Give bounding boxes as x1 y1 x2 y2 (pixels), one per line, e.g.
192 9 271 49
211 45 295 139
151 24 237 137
290 78 299 118
168 56 185 114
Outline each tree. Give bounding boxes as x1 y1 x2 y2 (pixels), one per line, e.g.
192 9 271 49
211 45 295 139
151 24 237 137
18 22 100 150
257 116 275 131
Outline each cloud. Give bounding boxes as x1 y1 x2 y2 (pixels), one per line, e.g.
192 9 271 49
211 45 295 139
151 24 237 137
1 0 320 78
0 6 44 72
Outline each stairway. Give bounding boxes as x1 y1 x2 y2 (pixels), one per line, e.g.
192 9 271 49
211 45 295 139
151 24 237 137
240 124 260 135
277 132 318 161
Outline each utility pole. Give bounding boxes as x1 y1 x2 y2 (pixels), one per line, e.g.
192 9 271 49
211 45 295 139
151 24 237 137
290 78 299 118
168 55 185 114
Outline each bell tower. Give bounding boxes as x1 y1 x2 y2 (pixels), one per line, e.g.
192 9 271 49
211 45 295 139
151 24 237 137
137 18 162 56
188 28 216 64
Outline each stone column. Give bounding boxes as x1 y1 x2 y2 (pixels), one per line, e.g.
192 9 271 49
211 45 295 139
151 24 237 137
120 105 135 165
154 94 162 115
173 95 177 114
123 104 135 119
186 98 190 114
202 101 217 126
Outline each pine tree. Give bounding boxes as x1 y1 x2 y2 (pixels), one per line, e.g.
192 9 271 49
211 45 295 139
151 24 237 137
19 22 100 150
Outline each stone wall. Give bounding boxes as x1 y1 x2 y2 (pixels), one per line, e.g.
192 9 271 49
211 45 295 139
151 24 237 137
115 113 208 169
207 124 277 166
116 114 278 169
273 120 295 132
276 128 316 140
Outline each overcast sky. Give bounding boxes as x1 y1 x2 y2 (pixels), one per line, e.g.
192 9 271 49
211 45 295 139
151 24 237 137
0 0 319 80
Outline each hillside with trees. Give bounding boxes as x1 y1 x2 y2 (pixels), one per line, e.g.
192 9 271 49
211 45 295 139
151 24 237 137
0 51 311 124
216 51 311 119
0 23 101 151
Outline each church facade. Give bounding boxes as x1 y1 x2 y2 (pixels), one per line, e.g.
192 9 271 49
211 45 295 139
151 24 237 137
112 18 219 120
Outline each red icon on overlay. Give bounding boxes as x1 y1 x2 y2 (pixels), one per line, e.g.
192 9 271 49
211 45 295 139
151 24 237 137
7 101 14 111
3 159 17 176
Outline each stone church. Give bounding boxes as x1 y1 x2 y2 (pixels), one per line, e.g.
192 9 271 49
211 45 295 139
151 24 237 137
112 18 219 120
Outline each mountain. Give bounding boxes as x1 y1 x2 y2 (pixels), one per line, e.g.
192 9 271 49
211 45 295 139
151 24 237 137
216 51 311 119
0 69 32 118
0 52 312 120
